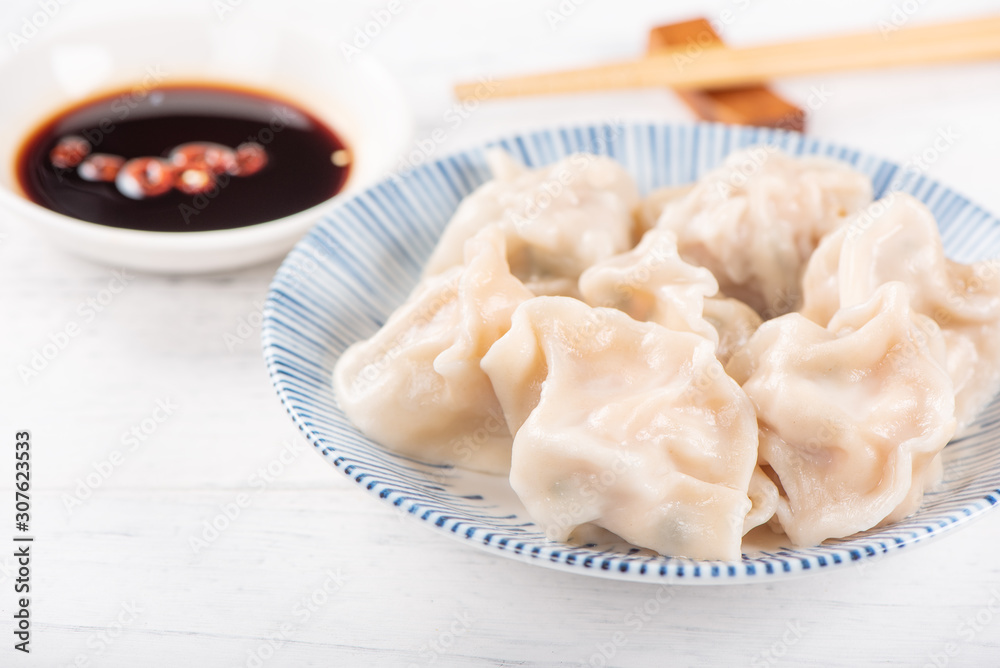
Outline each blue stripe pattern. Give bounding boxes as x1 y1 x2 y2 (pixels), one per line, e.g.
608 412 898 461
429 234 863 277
262 123 1000 583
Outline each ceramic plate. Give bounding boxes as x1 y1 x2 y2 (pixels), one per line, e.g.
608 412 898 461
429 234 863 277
262 122 1000 583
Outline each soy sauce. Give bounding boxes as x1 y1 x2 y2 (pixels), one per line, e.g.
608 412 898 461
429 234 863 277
16 84 351 232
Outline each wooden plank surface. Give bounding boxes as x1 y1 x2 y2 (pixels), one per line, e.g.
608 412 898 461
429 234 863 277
15 488 1000 666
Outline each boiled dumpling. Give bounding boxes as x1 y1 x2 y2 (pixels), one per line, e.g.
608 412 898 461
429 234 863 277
654 147 872 317
801 193 1000 427
578 228 719 342
423 150 640 288
744 466 780 535
702 297 763 366
332 143 998 556
727 282 956 546
481 296 759 560
636 184 694 236
333 228 534 474
578 228 762 364
519 276 582 300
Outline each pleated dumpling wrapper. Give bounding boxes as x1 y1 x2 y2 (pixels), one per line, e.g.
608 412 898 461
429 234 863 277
578 227 761 364
635 184 694 235
727 282 957 547
579 228 719 341
702 297 764 366
801 192 1000 428
480 296 759 560
654 146 872 318
422 150 640 295
333 228 534 474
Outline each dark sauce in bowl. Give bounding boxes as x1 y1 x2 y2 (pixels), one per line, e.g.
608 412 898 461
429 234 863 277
16 84 351 232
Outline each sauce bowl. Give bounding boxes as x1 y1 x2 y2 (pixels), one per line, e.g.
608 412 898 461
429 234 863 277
0 15 413 273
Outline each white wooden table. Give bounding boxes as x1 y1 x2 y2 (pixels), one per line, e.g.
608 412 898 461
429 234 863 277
3 1 1000 665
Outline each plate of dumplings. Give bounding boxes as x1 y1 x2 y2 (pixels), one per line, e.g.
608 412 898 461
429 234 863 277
263 122 1000 582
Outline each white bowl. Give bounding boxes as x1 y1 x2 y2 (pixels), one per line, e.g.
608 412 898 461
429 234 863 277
0 16 413 273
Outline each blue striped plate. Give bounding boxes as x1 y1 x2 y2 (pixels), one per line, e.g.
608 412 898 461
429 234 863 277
262 122 1000 583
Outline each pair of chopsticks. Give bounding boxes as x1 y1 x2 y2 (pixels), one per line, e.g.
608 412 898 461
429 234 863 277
454 15 1000 101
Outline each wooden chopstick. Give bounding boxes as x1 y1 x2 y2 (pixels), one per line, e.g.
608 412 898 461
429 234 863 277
454 15 1000 100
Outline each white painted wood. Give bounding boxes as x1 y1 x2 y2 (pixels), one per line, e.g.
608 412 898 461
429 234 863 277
2 0 1000 665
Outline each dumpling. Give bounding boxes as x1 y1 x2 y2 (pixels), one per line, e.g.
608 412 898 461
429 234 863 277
744 466 780 535
636 184 694 236
333 228 534 474
702 297 763 366
519 276 582 300
578 228 719 342
423 150 640 288
480 296 759 560
655 147 872 317
578 228 762 364
801 193 1000 427
727 282 956 546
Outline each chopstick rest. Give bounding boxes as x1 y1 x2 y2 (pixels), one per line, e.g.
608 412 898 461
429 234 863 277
648 19 806 131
